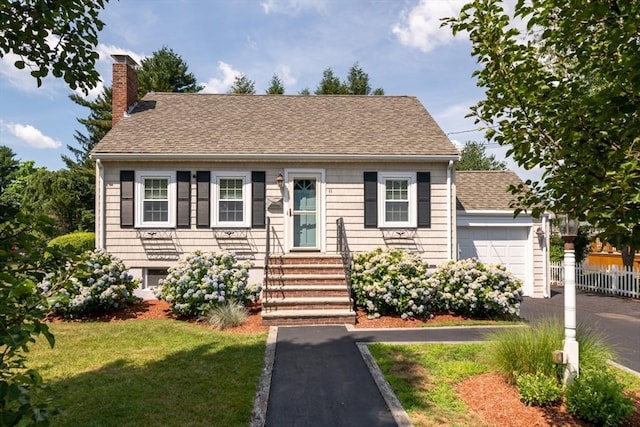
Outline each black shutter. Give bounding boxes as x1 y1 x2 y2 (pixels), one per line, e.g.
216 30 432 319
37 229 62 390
120 170 134 228
176 171 191 228
196 171 210 228
364 172 377 228
417 172 431 228
251 171 266 229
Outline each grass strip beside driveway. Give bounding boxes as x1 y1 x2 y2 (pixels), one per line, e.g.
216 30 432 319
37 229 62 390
29 320 267 427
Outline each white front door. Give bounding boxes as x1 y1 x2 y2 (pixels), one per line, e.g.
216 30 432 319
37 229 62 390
285 170 324 251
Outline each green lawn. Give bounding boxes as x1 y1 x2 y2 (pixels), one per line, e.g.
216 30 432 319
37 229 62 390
370 343 640 427
369 343 490 426
28 320 267 427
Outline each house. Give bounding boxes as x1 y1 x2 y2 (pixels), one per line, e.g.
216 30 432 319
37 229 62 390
456 170 550 298
92 55 549 324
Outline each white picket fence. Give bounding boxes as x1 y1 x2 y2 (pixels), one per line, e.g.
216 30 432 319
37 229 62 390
550 262 640 298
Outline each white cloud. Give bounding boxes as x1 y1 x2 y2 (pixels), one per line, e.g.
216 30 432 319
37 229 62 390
275 64 296 86
392 0 467 52
5 123 62 149
73 78 105 101
0 52 54 94
436 101 475 121
261 0 327 15
201 61 242 94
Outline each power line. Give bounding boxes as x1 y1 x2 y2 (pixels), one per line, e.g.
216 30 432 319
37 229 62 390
446 124 499 136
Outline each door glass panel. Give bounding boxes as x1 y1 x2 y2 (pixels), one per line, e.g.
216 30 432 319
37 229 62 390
293 179 316 211
293 214 317 247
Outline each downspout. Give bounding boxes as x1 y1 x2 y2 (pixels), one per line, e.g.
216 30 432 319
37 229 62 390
542 213 549 297
447 160 454 259
96 159 106 250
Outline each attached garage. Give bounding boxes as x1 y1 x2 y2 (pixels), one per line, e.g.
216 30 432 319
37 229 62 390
456 171 550 298
457 224 532 293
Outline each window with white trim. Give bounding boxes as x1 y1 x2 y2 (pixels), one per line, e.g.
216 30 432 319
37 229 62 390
212 172 251 227
135 171 176 228
378 172 417 228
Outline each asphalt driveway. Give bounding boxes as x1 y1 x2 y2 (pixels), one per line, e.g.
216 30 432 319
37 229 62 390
519 287 640 372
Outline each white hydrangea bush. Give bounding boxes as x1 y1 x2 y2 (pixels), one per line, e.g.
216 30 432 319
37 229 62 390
157 251 261 317
351 248 436 319
427 258 523 319
40 250 140 317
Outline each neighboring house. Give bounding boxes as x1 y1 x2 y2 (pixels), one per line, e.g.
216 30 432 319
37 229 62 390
456 171 551 298
92 56 548 323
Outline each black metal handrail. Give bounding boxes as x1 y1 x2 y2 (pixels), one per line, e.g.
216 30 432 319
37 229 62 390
263 216 271 307
336 217 353 311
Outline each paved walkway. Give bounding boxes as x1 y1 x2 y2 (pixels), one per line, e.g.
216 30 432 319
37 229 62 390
254 290 639 427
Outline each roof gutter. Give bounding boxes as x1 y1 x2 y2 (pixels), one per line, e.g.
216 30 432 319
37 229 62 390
89 153 460 162
95 159 106 250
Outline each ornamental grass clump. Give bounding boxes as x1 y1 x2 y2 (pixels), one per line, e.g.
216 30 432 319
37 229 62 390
157 251 261 317
351 248 435 319
427 258 522 319
40 250 140 317
199 301 249 330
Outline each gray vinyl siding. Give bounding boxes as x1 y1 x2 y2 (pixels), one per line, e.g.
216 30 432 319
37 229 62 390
100 161 454 275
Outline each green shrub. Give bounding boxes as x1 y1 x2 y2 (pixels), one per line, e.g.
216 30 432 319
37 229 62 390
157 251 261 317
351 248 434 318
40 250 140 317
427 258 522 319
565 368 634 426
199 301 249 330
486 318 618 385
47 231 95 254
516 373 562 406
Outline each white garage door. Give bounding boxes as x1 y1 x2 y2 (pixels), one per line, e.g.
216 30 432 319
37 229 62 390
458 226 529 285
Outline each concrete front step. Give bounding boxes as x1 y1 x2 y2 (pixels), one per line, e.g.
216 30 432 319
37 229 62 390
264 285 349 298
261 308 356 326
264 296 351 310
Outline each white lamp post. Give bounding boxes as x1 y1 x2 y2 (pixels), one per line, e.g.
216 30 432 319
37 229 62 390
559 214 579 384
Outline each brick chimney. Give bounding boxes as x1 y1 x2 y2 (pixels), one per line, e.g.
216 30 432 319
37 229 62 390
111 54 139 127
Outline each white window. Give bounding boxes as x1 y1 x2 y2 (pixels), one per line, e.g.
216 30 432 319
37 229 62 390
378 172 417 228
212 172 251 228
135 171 176 228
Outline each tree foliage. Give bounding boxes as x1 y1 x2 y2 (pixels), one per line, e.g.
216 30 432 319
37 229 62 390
0 0 109 93
22 168 95 237
0 212 61 425
456 141 507 171
315 68 347 95
229 74 256 94
265 74 285 94
315 63 384 95
137 46 203 98
64 87 112 168
446 0 640 266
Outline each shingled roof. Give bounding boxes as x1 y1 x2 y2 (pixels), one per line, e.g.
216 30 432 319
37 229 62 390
456 170 523 211
92 93 458 158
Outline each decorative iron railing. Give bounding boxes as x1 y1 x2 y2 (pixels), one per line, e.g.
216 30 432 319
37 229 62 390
336 217 354 310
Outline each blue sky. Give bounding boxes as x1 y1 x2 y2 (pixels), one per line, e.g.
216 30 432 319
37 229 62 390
0 0 538 180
